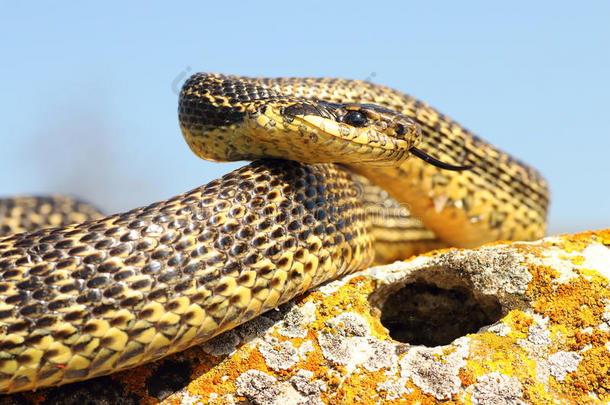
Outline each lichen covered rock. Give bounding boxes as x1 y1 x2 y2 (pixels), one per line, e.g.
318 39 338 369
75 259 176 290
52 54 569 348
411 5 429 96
2 230 609 404
165 229 610 404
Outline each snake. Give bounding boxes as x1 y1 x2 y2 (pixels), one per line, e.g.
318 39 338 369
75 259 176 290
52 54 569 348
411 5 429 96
0 73 549 393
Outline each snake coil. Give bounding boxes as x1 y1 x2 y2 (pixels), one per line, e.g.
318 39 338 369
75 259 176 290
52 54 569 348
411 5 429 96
0 73 549 393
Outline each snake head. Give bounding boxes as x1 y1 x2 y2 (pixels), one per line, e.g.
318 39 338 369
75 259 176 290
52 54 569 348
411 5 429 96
276 102 469 170
257 101 421 166
178 74 470 170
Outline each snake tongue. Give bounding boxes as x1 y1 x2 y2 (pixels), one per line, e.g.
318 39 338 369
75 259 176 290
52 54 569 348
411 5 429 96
410 147 472 171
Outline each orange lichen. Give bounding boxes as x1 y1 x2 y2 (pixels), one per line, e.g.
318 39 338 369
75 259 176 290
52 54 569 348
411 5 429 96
560 346 610 403
527 264 559 299
341 372 378 403
504 310 534 337
529 268 608 330
548 229 610 253
458 367 475 387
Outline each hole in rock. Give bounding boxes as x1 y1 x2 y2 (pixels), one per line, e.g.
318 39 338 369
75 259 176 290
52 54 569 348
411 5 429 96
379 280 502 347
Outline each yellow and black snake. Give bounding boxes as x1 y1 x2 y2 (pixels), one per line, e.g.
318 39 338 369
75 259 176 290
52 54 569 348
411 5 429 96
0 73 549 393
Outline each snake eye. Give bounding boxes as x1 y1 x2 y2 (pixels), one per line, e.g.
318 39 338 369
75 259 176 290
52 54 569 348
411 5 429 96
342 110 368 127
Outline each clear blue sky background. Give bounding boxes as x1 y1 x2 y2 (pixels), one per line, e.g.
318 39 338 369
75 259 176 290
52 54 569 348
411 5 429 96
0 1 608 235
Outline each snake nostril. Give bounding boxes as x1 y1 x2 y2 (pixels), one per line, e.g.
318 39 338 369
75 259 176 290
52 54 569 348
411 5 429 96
378 280 502 347
395 123 406 137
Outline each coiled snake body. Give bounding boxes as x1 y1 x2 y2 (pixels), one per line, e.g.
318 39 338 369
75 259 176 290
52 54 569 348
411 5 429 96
0 74 549 393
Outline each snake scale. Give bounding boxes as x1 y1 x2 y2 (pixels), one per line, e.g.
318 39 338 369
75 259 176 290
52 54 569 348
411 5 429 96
0 73 549 393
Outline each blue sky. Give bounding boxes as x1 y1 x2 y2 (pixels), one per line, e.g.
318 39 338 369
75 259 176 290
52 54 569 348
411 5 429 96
0 1 608 235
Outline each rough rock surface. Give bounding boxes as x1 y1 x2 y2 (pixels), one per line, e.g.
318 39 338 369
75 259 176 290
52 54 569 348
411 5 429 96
2 229 609 404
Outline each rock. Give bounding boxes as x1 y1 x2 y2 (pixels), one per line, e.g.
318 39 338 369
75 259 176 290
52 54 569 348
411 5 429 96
2 229 609 404
164 229 610 404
